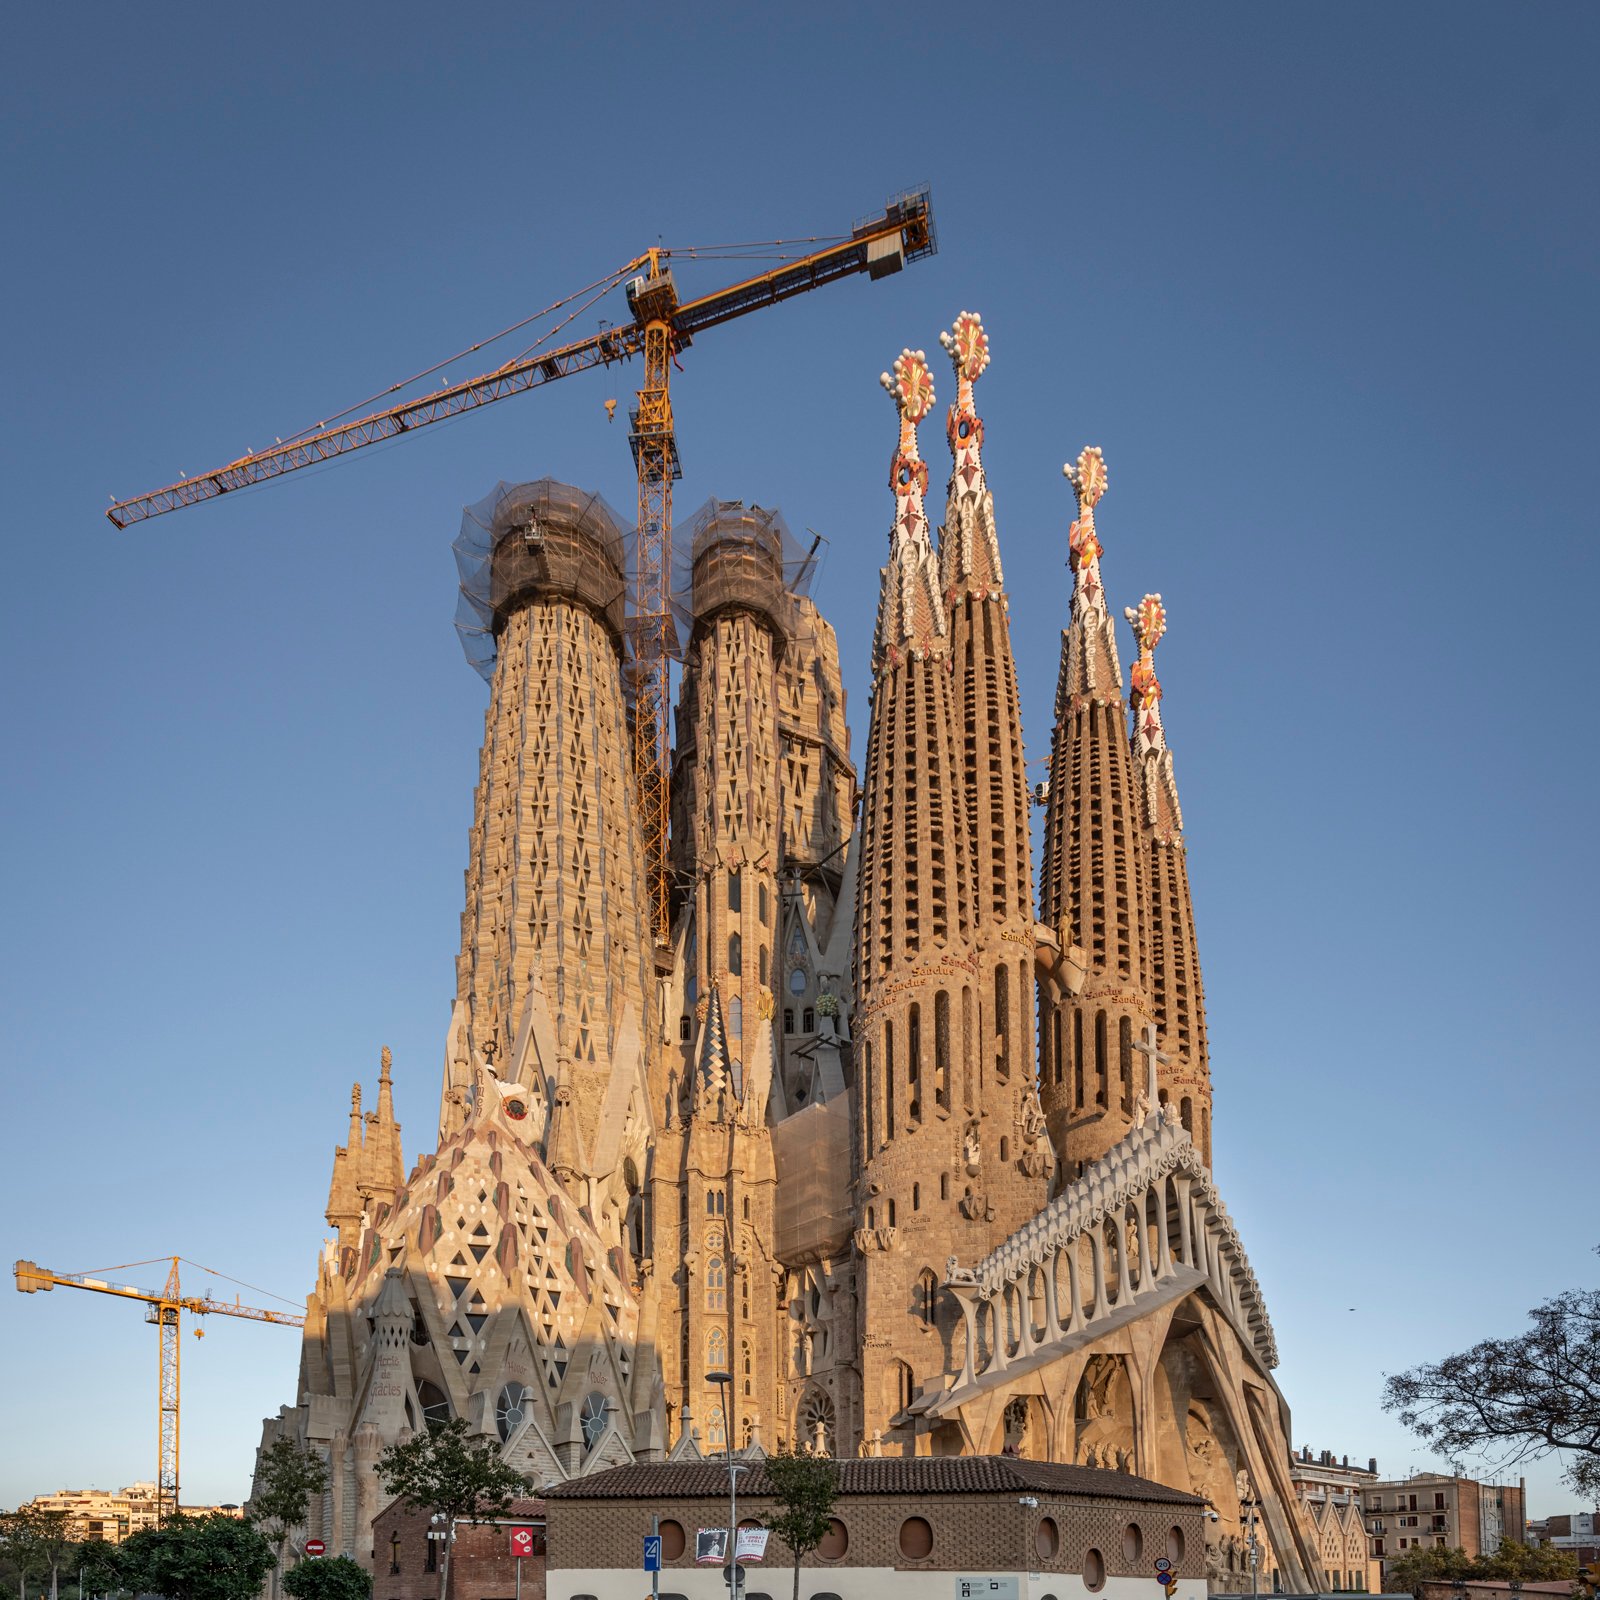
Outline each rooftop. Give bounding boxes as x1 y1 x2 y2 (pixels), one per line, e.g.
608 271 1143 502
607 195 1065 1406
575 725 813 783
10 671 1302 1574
543 1455 1201 1505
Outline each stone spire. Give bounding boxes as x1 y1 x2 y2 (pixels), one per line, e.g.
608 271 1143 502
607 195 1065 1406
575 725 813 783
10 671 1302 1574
1124 595 1212 1163
360 1046 404 1201
1037 449 1154 1178
850 347 1041 1451
936 312 1050 1217
691 983 731 1121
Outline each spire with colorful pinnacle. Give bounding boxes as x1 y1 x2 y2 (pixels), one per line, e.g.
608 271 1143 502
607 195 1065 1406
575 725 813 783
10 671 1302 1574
1124 595 1212 1164
1036 448 1154 1178
870 350 947 670
937 313 1034 936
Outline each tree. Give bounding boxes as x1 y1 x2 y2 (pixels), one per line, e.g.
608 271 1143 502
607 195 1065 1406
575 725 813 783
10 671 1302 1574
376 1418 533 1600
762 1449 840 1600
0 1512 43 1600
116 1514 277 1600
0 1514 74 1600
1383 1544 1475 1597
76 1538 124 1600
1383 1261 1600 1499
249 1439 331 1599
283 1556 371 1600
1477 1538 1578 1584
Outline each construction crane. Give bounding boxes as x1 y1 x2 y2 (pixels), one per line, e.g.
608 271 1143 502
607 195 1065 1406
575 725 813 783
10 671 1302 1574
15 1256 305 1525
105 189 938 945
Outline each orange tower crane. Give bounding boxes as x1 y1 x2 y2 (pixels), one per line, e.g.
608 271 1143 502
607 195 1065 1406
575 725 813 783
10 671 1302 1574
105 189 938 945
14 1257 305 1525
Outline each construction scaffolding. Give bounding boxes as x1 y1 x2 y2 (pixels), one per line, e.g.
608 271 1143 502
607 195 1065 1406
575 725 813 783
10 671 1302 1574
453 478 634 681
771 1097 854 1266
669 498 822 656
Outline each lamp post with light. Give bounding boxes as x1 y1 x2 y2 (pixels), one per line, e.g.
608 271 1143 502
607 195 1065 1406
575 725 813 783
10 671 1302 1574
1018 1496 1040 1579
707 1368 744 1597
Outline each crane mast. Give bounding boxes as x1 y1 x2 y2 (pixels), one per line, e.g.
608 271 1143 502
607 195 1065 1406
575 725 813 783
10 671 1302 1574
15 1256 304 1524
105 188 938 948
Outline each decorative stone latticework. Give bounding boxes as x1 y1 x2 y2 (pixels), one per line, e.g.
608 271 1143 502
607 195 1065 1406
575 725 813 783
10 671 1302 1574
1125 595 1212 1163
1038 450 1155 1178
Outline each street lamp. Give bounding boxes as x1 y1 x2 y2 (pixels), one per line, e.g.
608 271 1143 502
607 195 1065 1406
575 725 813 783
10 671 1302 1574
1240 1496 1261 1600
706 1369 743 1597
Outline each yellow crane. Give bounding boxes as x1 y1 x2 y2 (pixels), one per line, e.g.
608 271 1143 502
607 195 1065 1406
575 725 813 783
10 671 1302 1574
104 189 938 946
15 1256 305 1524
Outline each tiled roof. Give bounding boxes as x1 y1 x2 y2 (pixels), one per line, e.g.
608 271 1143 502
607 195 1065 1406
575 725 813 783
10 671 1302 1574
543 1455 1200 1506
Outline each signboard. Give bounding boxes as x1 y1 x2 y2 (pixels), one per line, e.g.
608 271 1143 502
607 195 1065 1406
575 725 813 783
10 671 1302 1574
956 1579 1019 1600
643 1534 661 1572
695 1529 728 1565
735 1528 769 1562
509 1527 536 1559
303 1540 326 1558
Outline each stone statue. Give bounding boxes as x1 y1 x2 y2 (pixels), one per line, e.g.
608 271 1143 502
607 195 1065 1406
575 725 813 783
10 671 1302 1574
962 1120 982 1174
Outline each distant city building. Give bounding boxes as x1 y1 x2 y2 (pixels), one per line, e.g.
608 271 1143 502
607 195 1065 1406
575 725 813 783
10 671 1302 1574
1364 1473 1526 1583
1528 1512 1600 1571
1288 1448 1380 1593
15 1483 242 1541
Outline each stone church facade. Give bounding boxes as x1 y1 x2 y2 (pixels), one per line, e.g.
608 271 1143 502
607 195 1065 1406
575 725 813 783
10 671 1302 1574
251 314 1323 1591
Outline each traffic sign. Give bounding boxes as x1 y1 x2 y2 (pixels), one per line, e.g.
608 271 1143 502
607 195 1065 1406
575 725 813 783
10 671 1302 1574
643 1534 661 1572
1155 1559 1173 1572
510 1527 536 1559
721 1560 746 1592
303 1540 325 1558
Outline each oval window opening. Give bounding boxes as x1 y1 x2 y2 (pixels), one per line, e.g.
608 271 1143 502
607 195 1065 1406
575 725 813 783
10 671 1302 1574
1084 1547 1106 1591
659 1519 685 1561
1123 1522 1144 1563
818 1518 849 1560
1035 1516 1060 1559
898 1515 934 1559
1167 1525 1186 1564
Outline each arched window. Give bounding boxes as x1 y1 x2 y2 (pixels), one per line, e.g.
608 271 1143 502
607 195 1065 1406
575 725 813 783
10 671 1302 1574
706 1188 725 1216
789 967 807 995
728 871 742 913
1095 1010 1108 1106
1180 1096 1193 1135
758 883 769 924
802 1007 814 1032
784 1008 794 1034
1074 1010 1084 1107
759 945 768 984
706 1256 726 1311
884 1019 896 1140
708 1327 727 1370
891 1359 915 1414
679 1014 691 1041
1119 1016 1133 1114
580 1391 609 1448
741 1339 753 1396
934 990 951 1109
907 1001 922 1122
728 997 742 1038
728 933 742 976
994 964 1011 1079
706 1404 726 1449
915 1268 938 1329
912 1182 921 1211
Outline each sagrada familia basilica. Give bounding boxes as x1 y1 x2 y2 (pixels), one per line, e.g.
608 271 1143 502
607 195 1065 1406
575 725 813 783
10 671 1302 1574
254 313 1325 1589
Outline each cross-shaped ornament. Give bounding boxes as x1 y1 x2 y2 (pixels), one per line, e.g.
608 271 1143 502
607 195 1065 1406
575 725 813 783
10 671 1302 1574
1132 1021 1171 1115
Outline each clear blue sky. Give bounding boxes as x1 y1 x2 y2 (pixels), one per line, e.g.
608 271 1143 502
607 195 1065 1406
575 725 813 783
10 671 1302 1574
3 2 1596 1515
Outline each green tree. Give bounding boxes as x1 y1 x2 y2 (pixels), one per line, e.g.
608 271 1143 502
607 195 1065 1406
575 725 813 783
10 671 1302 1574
283 1556 371 1600
1383 1543 1476 1597
1383 1255 1600 1500
0 1512 44 1600
116 1514 277 1600
75 1538 124 1600
376 1418 533 1600
762 1449 840 1600
249 1439 331 1599
1477 1538 1579 1584
4 1514 74 1600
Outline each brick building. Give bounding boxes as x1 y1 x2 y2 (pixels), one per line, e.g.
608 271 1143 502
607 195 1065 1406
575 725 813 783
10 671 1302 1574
371 1496 546 1600
543 1456 1205 1600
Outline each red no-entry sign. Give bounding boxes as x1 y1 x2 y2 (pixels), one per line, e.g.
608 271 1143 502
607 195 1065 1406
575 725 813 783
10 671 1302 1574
304 1540 326 1558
